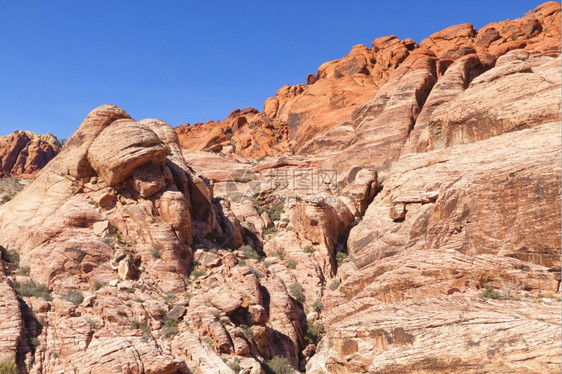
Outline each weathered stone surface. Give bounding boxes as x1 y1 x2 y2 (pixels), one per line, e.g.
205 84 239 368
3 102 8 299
0 131 61 178
88 120 167 186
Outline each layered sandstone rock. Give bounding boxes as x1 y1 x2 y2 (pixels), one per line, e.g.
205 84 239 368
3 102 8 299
0 131 61 178
0 2 560 374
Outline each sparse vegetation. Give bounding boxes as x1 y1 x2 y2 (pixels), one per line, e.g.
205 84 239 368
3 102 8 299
287 259 297 270
93 281 105 291
303 245 314 254
273 250 285 260
335 252 348 267
150 244 161 259
17 266 30 276
304 321 325 345
281 218 290 223
162 315 179 338
250 266 263 279
63 289 84 306
0 359 18 374
329 280 340 291
289 282 305 303
191 268 206 278
227 357 241 373
86 317 100 330
263 356 293 374
312 299 323 313
14 280 52 301
0 177 25 204
480 284 500 299
239 324 252 339
131 320 151 335
238 245 260 260
1 249 19 267
263 227 278 236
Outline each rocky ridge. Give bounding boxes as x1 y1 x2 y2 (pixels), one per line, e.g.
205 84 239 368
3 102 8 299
0 131 61 178
0 2 560 374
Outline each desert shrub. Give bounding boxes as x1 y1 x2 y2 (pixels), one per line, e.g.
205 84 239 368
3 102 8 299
1 249 19 267
150 246 161 259
162 315 179 338
191 268 206 278
14 280 52 301
92 281 105 291
303 245 314 254
281 218 290 223
239 245 260 260
312 299 323 313
287 259 297 269
263 356 293 374
480 284 500 299
17 266 30 276
227 357 241 373
239 324 252 339
329 280 340 291
285 226 293 231
250 266 263 279
289 283 305 303
0 359 17 374
335 252 348 267
268 204 284 222
273 250 285 260
263 227 278 236
131 320 151 334
63 289 84 306
304 321 324 345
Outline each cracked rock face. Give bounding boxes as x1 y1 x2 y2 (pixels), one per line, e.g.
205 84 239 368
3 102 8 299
0 2 561 374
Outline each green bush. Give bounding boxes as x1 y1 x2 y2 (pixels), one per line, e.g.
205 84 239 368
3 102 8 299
303 245 314 254
289 283 305 303
191 268 206 278
0 359 18 374
162 315 179 338
239 245 260 260
480 284 500 299
239 324 252 339
287 260 297 270
227 357 241 373
268 204 284 222
1 249 19 267
63 289 84 306
93 281 105 291
304 321 324 345
329 280 340 291
273 250 285 260
263 227 278 236
312 299 323 313
263 356 293 374
131 320 151 335
335 252 348 267
14 280 52 301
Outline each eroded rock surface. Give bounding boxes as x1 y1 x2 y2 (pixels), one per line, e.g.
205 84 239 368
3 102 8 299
0 2 560 373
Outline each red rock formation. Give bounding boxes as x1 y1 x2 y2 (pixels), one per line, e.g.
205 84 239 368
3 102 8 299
176 1 560 163
0 2 560 374
0 131 61 178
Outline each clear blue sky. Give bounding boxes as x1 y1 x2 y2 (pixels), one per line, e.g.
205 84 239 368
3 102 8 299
0 0 546 139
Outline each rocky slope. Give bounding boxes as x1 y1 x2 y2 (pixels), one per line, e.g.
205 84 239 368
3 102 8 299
0 131 61 178
0 2 560 374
